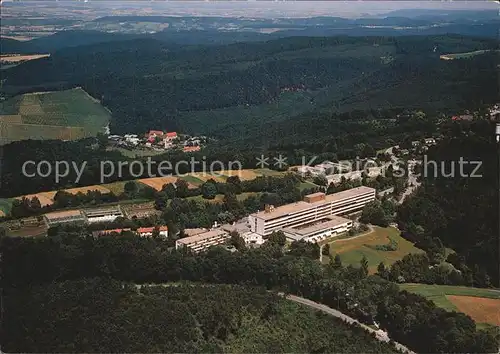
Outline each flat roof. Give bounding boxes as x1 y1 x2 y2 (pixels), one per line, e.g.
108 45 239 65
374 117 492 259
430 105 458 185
304 192 326 199
183 228 208 237
44 210 83 220
177 229 228 246
84 206 122 215
284 215 351 236
252 186 375 221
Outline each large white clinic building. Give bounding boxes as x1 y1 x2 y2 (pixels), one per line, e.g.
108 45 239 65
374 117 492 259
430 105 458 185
248 186 375 237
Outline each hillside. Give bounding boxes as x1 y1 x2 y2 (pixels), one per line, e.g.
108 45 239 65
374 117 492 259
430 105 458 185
3 279 397 353
0 88 110 144
1 35 497 138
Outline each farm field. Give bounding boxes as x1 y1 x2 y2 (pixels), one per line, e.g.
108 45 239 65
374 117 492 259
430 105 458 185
327 226 424 273
6 168 289 215
0 54 50 63
399 284 500 327
16 192 56 207
0 87 110 144
439 50 496 60
65 185 111 195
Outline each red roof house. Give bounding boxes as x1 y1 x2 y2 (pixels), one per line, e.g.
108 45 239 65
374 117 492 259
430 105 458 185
164 132 178 141
138 226 169 237
183 145 201 153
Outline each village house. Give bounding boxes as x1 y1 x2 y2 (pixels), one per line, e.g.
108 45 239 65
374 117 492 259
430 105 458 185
183 145 201 153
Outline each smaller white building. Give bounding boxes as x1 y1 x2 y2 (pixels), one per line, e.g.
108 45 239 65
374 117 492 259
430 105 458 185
424 137 436 145
283 215 353 243
176 229 230 253
241 232 265 246
83 206 124 224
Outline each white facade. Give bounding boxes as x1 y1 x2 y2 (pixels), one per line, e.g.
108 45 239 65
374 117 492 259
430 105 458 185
138 227 169 237
241 232 265 246
84 207 124 224
248 186 375 236
176 229 230 253
283 216 353 243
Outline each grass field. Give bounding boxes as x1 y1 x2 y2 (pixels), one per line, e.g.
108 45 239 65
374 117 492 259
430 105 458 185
298 181 319 191
327 226 424 273
0 87 110 144
399 284 500 327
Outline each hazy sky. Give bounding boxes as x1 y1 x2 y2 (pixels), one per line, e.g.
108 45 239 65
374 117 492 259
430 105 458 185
3 1 498 19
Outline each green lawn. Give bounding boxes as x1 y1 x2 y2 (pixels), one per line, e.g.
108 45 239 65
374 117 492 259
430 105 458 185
0 198 13 216
327 226 424 272
298 181 319 192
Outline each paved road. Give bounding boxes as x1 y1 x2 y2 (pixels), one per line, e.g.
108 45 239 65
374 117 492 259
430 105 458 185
398 159 420 204
285 294 415 354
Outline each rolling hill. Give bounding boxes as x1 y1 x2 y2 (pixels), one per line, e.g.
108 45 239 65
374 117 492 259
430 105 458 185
1 34 496 140
0 88 110 144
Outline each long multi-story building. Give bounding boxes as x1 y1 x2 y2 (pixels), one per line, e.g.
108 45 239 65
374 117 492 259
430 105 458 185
44 210 87 227
175 229 230 253
248 186 375 236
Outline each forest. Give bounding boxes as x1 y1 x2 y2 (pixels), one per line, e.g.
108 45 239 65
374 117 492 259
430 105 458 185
2 35 497 136
397 120 498 285
0 109 441 197
2 228 497 354
4 279 399 353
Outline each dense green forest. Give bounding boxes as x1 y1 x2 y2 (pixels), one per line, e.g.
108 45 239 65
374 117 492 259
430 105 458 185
0 108 452 198
2 229 497 353
3 279 397 353
397 120 499 286
2 35 497 136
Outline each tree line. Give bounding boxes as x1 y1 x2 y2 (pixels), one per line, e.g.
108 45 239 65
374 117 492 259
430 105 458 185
3 278 398 353
2 229 497 353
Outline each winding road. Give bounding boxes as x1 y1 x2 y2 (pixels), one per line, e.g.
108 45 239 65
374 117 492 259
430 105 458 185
285 294 415 354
